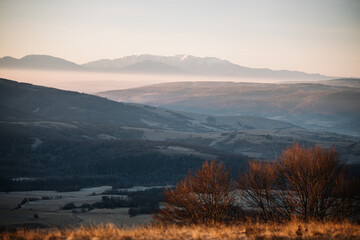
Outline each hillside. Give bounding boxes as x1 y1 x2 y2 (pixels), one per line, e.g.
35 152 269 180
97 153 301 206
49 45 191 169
1 78 359 192
0 79 249 190
0 78 298 132
97 80 360 136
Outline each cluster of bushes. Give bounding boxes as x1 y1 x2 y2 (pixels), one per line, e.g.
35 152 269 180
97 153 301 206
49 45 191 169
154 144 360 225
61 188 164 216
62 202 96 212
14 197 39 209
62 202 77 210
96 189 163 215
93 196 130 209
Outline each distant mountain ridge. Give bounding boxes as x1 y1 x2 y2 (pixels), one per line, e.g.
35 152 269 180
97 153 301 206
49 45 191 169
0 54 333 80
0 55 83 70
84 54 331 80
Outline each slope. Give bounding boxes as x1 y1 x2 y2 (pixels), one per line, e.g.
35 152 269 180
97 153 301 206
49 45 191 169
96 81 360 136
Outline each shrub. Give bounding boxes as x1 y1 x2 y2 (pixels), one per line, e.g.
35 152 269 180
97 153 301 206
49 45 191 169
239 144 359 221
62 202 76 210
153 160 236 225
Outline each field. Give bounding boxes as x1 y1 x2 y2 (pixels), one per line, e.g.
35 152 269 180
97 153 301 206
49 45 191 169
0 186 152 230
1 220 360 240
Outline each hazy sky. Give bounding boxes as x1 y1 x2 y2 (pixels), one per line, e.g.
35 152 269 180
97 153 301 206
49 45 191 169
0 0 359 77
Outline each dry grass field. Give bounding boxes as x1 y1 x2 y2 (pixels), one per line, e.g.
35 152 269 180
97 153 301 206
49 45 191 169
1 219 359 240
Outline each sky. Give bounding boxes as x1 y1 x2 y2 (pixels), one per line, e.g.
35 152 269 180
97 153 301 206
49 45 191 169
0 0 359 77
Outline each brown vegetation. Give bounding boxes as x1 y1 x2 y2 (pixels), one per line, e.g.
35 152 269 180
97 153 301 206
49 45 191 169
157 144 358 225
153 160 236 225
2 220 360 240
239 144 359 221
239 160 282 221
2 144 359 239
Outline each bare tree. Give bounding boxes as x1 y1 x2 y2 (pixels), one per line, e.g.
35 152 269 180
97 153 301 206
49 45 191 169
238 161 279 221
153 160 236 225
239 144 358 221
277 143 358 220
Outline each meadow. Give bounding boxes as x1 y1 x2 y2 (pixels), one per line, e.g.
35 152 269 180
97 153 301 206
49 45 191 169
2 219 360 240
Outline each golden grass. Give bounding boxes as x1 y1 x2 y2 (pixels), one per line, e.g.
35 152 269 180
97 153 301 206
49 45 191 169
1 219 359 240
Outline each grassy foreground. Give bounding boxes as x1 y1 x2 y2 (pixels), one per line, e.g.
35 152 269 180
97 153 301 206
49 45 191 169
1 220 360 240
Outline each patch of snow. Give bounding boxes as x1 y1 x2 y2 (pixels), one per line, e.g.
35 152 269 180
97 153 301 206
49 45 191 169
209 139 220 147
33 107 40 113
2 121 78 129
240 151 262 158
12 177 41 182
31 138 43 150
98 134 118 140
158 145 216 159
115 186 171 192
305 120 334 127
188 119 219 131
81 135 92 139
141 118 162 127
181 55 188 61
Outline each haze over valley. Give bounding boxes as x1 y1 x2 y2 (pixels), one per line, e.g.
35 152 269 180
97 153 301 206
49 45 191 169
0 54 334 93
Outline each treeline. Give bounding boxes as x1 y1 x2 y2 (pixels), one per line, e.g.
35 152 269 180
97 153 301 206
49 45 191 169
0 128 247 191
0 176 127 192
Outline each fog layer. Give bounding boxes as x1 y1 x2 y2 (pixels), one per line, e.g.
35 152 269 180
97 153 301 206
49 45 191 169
0 69 312 93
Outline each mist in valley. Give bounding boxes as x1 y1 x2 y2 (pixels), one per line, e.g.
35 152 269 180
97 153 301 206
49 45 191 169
0 68 308 94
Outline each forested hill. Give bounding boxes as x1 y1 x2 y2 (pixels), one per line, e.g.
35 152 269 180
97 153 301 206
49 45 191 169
0 78 297 132
0 78 202 132
0 78 247 191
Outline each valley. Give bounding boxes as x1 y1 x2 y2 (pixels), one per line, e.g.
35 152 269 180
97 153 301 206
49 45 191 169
1 78 359 194
0 186 153 230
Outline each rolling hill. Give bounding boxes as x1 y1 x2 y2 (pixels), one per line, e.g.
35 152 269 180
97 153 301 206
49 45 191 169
1 78 359 192
0 78 298 132
0 78 297 190
97 80 360 136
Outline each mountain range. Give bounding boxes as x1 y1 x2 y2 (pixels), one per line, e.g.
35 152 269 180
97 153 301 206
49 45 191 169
0 55 83 70
0 54 333 80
